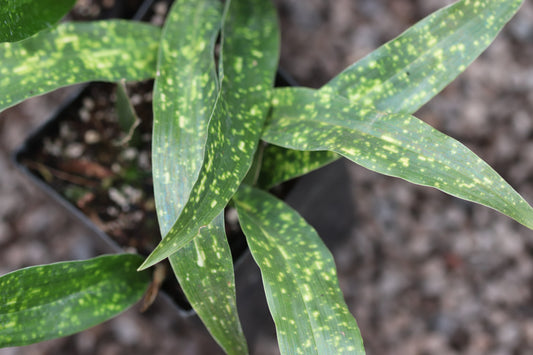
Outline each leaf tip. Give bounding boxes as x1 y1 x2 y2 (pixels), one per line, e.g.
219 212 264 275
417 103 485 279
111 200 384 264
137 257 155 271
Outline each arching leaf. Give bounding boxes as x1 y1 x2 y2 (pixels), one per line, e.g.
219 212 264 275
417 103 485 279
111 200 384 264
0 254 150 347
0 20 160 112
264 87 533 230
322 0 525 113
264 0 525 187
234 185 365 355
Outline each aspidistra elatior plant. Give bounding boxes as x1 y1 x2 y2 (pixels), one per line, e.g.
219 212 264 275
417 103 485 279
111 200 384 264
0 0 531 354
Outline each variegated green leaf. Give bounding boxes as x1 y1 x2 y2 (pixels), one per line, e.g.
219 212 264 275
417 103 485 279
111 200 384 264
322 0 525 113
0 254 150 347
141 0 280 270
152 1 247 353
264 0 524 187
0 0 75 42
168 213 247 355
153 0 222 232
234 185 365 355
257 145 338 189
264 87 533 230
0 20 160 112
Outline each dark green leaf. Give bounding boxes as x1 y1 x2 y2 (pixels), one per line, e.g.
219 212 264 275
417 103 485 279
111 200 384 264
152 0 222 232
0 0 75 42
0 254 150 347
242 141 267 186
151 1 247 353
141 0 280 270
264 87 533 230
257 145 338 189
0 20 161 112
263 0 525 187
168 213 247 355
234 185 365 355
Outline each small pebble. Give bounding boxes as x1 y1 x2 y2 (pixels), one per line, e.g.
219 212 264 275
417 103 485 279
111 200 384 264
84 130 100 144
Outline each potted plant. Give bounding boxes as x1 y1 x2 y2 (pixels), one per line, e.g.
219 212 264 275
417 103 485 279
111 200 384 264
1 0 532 354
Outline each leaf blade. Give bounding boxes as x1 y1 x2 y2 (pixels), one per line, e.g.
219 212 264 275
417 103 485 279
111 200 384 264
322 0 525 113
263 0 525 187
141 0 280 270
152 0 222 229
234 185 365 355
258 145 338 189
168 213 247 355
263 87 533 230
0 254 150 347
0 0 76 42
0 20 160 112
151 1 247 353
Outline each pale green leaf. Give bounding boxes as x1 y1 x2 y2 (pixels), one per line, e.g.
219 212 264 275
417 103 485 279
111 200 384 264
264 87 533 230
234 185 365 355
0 254 150 347
141 0 280 270
151 1 247 353
264 0 525 187
0 0 75 42
0 20 161 112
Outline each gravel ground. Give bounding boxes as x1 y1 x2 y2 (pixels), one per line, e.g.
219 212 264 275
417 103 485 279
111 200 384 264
2 0 533 354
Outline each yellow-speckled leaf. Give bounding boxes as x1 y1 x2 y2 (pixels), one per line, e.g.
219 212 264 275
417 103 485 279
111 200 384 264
151 1 247 353
264 87 533 230
0 20 160 112
153 0 222 231
261 0 525 188
0 254 150 348
169 213 247 355
234 185 365 355
322 0 525 113
0 0 75 42
141 0 280 269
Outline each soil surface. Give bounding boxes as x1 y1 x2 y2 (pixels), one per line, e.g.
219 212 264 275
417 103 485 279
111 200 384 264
2 0 533 354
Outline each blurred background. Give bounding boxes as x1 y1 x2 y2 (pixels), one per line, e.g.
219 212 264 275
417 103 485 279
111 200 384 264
1 0 533 354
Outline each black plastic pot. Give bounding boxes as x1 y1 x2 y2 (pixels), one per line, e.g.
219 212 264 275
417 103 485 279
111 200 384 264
14 83 196 313
13 51 298 316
